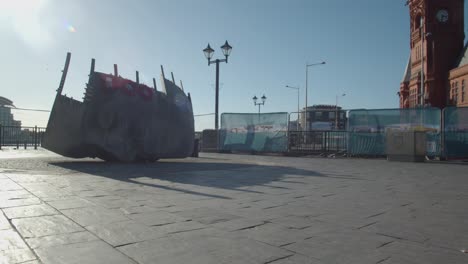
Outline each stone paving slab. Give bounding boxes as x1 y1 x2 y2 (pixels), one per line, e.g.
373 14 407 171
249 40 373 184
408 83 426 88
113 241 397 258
46 196 95 210
25 231 99 249
12 215 84 238
0 212 10 230
60 206 129 226
0 229 29 251
0 179 23 192
1 153 468 263
0 248 37 264
379 240 468 264
210 217 266 232
128 211 188 227
86 220 164 247
236 222 310 247
0 197 42 209
118 228 292 264
173 207 240 225
284 229 393 264
35 240 135 264
149 219 208 235
3 204 59 219
268 254 323 264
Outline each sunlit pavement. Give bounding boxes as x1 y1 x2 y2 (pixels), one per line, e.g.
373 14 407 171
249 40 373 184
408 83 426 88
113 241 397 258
1 150 468 264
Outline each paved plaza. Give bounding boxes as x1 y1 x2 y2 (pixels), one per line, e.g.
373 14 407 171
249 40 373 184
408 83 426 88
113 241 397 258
0 150 468 263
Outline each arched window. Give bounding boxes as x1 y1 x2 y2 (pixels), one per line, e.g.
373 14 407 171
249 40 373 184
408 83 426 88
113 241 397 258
414 14 422 30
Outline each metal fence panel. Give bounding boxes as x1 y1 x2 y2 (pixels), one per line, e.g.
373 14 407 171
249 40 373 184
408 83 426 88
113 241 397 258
219 113 288 152
348 108 441 156
0 126 46 149
443 107 468 159
288 131 347 154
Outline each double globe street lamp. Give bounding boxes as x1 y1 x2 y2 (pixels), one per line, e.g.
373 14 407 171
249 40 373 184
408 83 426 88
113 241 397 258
203 41 233 130
252 95 267 114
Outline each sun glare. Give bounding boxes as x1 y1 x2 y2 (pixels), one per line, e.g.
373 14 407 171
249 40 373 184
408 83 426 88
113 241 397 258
0 0 52 50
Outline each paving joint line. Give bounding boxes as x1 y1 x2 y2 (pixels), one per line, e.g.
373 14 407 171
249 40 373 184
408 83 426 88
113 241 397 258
2 178 44 263
356 221 379 230
6 173 139 264
263 254 295 264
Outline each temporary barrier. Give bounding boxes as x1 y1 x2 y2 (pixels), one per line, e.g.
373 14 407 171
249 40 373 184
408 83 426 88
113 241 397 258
288 130 347 154
443 107 468 159
348 108 441 156
0 125 46 150
219 113 288 152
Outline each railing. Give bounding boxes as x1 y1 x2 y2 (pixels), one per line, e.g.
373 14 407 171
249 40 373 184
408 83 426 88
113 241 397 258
0 125 46 150
288 130 347 154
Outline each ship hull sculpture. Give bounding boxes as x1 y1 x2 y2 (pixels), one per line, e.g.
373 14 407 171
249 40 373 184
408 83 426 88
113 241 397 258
43 53 195 162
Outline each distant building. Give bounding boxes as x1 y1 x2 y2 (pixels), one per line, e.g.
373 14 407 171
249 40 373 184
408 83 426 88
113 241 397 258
400 0 467 108
300 105 347 131
288 120 301 131
0 96 22 126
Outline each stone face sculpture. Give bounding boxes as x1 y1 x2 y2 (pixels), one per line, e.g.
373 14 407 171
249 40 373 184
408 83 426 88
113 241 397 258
43 53 194 162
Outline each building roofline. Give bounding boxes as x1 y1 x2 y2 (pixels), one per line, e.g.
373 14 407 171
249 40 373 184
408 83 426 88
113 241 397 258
402 54 412 83
0 96 14 107
454 41 468 68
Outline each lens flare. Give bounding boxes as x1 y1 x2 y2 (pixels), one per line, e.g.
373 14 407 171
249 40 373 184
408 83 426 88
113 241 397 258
67 25 76 33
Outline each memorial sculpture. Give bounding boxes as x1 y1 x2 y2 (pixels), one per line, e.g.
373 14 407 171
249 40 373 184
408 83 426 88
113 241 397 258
43 53 195 162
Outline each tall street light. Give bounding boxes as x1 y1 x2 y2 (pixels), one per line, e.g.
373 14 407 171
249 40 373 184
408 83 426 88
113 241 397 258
203 40 233 130
253 95 267 114
335 93 346 130
285 85 300 131
305 61 326 131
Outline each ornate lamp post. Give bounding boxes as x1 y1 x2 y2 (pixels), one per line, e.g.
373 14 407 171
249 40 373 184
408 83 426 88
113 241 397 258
253 95 267 114
203 41 233 130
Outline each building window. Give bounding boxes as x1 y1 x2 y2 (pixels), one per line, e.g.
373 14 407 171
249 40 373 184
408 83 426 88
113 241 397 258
461 80 465 103
450 82 454 103
315 112 322 119
414 15 422 30
411 88 418 107
416 46 420 60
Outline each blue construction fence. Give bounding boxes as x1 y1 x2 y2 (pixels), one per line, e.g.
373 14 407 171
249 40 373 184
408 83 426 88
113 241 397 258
348 107 468 159
218 113 289 152
443 107 468 159
215 107 468 159
348 108 441 157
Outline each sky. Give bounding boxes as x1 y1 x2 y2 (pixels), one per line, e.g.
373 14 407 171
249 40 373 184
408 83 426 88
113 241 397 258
1 0 467 130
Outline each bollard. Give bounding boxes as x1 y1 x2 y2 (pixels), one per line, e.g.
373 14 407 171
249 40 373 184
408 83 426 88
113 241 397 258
16 140 19 150
0 124 2 150
24 141 27 150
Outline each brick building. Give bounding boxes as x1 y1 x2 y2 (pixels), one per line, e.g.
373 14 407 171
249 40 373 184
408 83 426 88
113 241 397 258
399 0 467 108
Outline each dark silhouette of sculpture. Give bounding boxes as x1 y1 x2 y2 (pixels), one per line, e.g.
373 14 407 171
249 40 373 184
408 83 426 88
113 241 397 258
43 53 194 162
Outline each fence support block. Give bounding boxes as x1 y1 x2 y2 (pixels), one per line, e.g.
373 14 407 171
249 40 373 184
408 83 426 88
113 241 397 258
34 126 38 150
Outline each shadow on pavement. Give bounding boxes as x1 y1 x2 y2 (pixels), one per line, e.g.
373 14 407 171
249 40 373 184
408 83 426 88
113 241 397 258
49 158 360 199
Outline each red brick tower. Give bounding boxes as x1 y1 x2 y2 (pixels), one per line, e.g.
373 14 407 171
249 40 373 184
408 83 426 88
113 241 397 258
400 0 465 108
